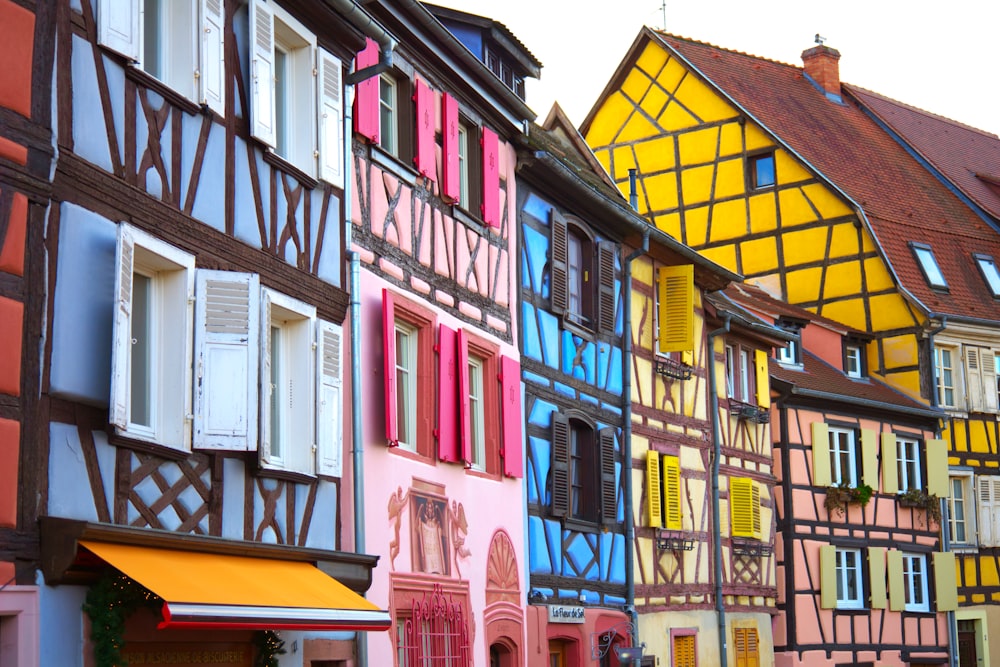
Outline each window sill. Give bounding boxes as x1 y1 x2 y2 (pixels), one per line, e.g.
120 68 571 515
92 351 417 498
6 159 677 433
109 430 190 462
465 466 502 482
451 204 491 234
559 517 605 534
389 443 436 464
256 465 316 484
261 150 319 190
560 314 597 341
123 64 203 117
832 606 867 614
369 144 420 187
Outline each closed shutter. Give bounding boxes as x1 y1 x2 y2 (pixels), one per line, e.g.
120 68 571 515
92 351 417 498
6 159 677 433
352 38 380 143
819 544 837 608
200 0 225 113
457 328 471 464
733 628 758 667
193 270 260 451
499 355 523 478
316 320 343 477
673 634 695 667
413 79 436 181
110 224 135 430
881 432 899 494
869 546 887 609
663 455 682 530
550 413 570 518
658 265 693 354
887 550 905 611
599 427 617 526
977 476 1000 547
861 429 878 489
926 438 949 497
811 422 831 487
317 49 344 187
966 346 985 412
436 324 458 462
481 127 500 227
730 477 755 537
596 241 616 334
549 209 568 314
646 451 662 529
98 0 140 61
441 93 460 202
934 551 958 611
382 289 398 446
754 349 770 409
249 0 275 147
258 289 273 465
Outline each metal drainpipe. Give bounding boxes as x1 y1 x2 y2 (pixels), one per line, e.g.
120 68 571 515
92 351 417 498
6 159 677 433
708 315 732 667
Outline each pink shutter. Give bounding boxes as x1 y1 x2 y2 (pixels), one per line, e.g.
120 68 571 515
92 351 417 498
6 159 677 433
382 289 398 446
481 127 500 227
500 355 523 478
413 79 436 181
437 324 459 462
353 38 380 143
457 329 471 464
441 93 460 202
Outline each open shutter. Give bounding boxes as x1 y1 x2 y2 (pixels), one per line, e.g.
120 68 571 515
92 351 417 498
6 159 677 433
353 38 380 143
457 328 471 464
887 550 905 611
869 547 887 609
977 476 997 547
110 224 135 430
599 427 617 527
550 413 570 518
965 346 984 412
819 545 837 608
646 451 662 529
316 320 343 477
596 241 616 334
926 438 949 497
193 270 260 451
481 126 500 227
413 79 436 181
754 349 770 409
98 0 140 61
500 355 523 478
985 350 999 412
436 324 459 462
861 429 878 488
200 0 225 113
441 93 460 202
751 482 761 538
881 432 899 494
730 478 754 537
663 455 682 530
382 289 398 446
549 209 568 313
318 49 344 187
658 265 694 354
249 0 275 147
258 289 272 465
811 422 831 487
934 551 958 611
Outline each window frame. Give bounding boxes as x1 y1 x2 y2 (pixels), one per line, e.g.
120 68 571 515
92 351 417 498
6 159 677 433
974 253 1000 297
382 290 436 459
948 471 975 547
748 152 776 190
934 344 958 409
828 426 859 487
270 10 315 170
896 437 923 493
374 68 413 165
834 547 865 609
910 242 949 291
901 552 930 612
725 342 760 405
549 211 616 337
845 342 865 378
550 411 617 529
460 330 501 476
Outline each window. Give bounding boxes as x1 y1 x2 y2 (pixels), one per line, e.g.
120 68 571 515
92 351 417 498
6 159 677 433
382 290 435 458
901 553 929 612
948 473 974 546
974 253 1000 296
551 412 616 526
896 437 923 492
845 343 864 378
934 345 957 408
440 96 482 214
911 242 948 290
834 548 864 609
732 628 759 667
467 355 485 470
828 427 858 487
394 320 418 451
458 124 470 206
963 345 999 413
97 0 224 113
725 344 768 407
646 451 682 530
776 338 799 365
380 75 399 156
566 229 592 323
397 585 471 666
730 477 761 539
748 153 775 189
549 211 616 335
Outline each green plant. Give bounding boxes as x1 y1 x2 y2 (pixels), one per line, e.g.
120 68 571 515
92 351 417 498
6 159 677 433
897 488 942 524
824 483 874 516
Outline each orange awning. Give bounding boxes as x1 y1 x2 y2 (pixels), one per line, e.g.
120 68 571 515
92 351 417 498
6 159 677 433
80 540 390 632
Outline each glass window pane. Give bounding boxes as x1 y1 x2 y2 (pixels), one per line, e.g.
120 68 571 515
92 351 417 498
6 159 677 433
131 273 153 428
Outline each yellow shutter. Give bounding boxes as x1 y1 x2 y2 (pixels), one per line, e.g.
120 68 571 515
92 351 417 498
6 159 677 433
869 547 887 609
658 265 693 353
926 438 949 497
887 550 904 611
730 477 755 537
663 455 682 530
733 627 759 667
934 551 958 611
751 482 761 538
819 544 837 608
811 422 831 487
673 634 696 667
861 429 878 489
881 433 898 494
754 349 770 409
682 349 694 366
646 451 662 529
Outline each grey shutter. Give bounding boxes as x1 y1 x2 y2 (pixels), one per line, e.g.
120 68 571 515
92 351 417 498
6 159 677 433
550 413 569 518
549 209 568 314
600 427 617 526
597 241 616 334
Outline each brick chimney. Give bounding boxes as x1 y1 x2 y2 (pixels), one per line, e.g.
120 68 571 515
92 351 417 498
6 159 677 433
801 44 841 98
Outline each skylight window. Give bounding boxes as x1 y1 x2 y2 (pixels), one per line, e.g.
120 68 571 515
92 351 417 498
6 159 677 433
910 243 947 290
975 253 1000 297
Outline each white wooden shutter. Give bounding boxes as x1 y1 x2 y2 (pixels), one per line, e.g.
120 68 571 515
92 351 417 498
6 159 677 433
965 346 984 412
259 290 273 465
985 350 999 412
193 270 259 451
99 0 140 61
249 0 275 147
110 224 135 430
977 476 1000 547
316 320 343 477
317 49 344 187
200 0 225 113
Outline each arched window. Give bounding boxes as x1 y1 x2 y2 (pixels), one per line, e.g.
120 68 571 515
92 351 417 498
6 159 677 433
549 210 616 334
550 411 617 527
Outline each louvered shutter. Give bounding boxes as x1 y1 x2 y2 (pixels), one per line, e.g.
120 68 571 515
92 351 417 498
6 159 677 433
193 270 260 451
985 350 999 412
200 0 225 113
673 635 695 667
436 324 459 462
663 454 682 530
382 289 398 446
819 544 837 608
733 628 747 667
596 241 616 334
926 438 949 497
549 209 568 313
746 629 759 667
110 224 135 430
258 289 272 465
751 482 761 538
249 0 275 147
966 346 985 412
881 432 899 494
98 0 140 61
977 476 999 547
441 93 460 202
500 355 523 478
318 49 344 187
754 349 770 408
481 126 500 227
811 422 831 487
599 427 617 526
934 551 958 611
316 320 343 477
353 38 379 143
550 413 570 518
730 477 754 537
413 79 436 181
869 546 887 609
457 328 471 464
658 265 694 353
861 429 878 489
646 451 662 529
887 550 905 611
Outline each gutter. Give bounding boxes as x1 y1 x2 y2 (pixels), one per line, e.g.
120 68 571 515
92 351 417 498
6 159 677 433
323 0 397 84
777 386 945 420
707 314 732 667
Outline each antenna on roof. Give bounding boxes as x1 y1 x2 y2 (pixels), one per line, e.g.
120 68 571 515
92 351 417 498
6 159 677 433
814 33 826 45
661 1 666 30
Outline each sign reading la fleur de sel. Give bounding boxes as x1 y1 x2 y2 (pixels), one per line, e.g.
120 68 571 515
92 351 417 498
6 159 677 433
547 604 585 624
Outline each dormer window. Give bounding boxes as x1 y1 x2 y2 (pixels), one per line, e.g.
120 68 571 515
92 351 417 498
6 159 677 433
775 319 802 367
845 343 864 378
748 152 776 190
974 253 1000 297
911 242 948 290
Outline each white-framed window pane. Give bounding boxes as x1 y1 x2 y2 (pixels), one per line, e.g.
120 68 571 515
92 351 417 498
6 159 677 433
913 245 947 289
829 428 857 487
950 476 968 544
567 232 583 318
976 256 1000 296
725 345 735 398
902 554 928 611
935 346 955 407
846 345 862 378
777 340 797 365
395 322 417 451
269 324 283 460
897 438 922 492
274 46 289 158
130 271 154 429
380 75 397 156
458 124 469 206
835 548 863 608
143 0 163 79
739 349 750 400
469 355 485 470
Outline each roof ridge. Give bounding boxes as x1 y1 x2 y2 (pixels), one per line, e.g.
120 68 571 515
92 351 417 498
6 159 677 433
654 30 803 71
846 83 999 139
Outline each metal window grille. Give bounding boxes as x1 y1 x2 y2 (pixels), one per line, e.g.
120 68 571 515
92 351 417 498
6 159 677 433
400 584 470 667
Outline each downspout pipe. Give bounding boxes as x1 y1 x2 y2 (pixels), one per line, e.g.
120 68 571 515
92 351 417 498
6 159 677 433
324 0 397 86
708 314 732 667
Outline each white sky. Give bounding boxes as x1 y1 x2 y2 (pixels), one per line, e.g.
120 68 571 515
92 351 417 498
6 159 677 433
432 0 1000 137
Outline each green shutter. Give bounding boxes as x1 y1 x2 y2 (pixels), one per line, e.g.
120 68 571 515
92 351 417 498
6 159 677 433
881 432 899 494
861 429 879 489
819 545 837 609
934 551 958 611
812 422 831 487
926 438 949 497
887 550 905 611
